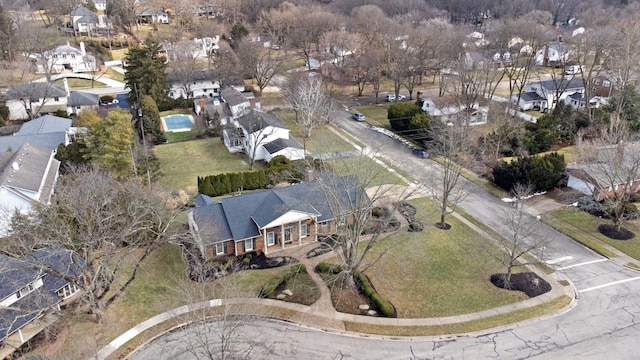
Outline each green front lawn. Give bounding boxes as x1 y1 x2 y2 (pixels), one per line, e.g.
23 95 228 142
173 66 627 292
328 156 407 186
353 104 391 129
271 109 356 153
154 138 249 192
364 198 529 318
54 78 106 89
553 207 640 260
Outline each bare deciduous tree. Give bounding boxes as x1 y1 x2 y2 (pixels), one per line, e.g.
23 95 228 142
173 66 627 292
428 123 473 229
577 120 640 234
312 149 417 286
282 74 332 140
4 167 185 323
235 42 282 96
494 184 547 289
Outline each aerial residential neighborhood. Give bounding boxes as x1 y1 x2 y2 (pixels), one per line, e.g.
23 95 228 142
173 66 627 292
1 0 640 359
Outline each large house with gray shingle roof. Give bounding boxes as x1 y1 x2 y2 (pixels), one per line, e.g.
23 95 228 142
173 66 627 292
69 5 112 36
0 115 74 153
188 175 370 260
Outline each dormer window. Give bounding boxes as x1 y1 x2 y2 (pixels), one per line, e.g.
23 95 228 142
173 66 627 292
603 80 611 87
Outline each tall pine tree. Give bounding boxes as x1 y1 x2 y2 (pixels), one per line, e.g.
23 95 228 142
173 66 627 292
125 37 169 106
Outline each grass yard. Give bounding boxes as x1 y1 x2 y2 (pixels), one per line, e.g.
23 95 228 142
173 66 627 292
271 109 356 153
364 198 529 318
552 207 640 260
328 156 407 186
54 78 106 89
110 48 128 61
344 296 571 336
353 104 391 129
160 109 192 116
154 138 249 192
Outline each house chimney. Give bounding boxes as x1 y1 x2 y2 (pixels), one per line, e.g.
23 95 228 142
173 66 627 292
63 78 70 96
199 98 205 115
66 40 70 47
80 41 86 56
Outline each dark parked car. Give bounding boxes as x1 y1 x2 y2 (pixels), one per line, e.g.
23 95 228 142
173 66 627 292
412 148 428 158
351 112 365 121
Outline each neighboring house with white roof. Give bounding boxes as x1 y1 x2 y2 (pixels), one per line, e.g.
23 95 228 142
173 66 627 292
535 43 570 66
34 41 97 74
420 98 488 126
223 110 304 163
514 78 585 112
0 142 60 234
168 69 220 99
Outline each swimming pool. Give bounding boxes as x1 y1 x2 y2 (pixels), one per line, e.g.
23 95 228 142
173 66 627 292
162 114 194 132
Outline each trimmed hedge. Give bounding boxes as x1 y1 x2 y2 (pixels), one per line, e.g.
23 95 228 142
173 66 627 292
197 160 307 197
355 271 396 317
259 264 307 298
492 152 566 192
315 262 343 274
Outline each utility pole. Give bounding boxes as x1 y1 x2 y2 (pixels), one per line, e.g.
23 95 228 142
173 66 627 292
134 83 151 189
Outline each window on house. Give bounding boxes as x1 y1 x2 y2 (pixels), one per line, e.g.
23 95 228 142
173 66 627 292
244 239 254 251
215 242 225 255
266 232 276 246
593 79 600 85
71 53 75 58
284 227 293 243
603 80 611 87
300 224 310 237
62 54 67 59
54 97 59 101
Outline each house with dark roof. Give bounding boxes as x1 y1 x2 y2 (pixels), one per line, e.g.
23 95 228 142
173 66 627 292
0 115 73 153
223 110 304 162
69 5 112 36
6 82 69 120
0 249 83 358
67 91 99 115
514 78 584 112
139 8 169 24
188 175 370 260
0 142 61 234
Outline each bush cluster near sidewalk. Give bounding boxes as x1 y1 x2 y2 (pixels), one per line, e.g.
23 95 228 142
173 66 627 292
315 263 396 317
493 152 565 192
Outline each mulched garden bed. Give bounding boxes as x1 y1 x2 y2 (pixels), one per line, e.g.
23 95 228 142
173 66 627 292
490 272 551 297
598 224 636 240
398 202 424 232
183 243 298 281
327 273 379 316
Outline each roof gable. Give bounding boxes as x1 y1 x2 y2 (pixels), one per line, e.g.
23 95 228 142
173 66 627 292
16 115 72 136
237 111 286 134
6 83 67 100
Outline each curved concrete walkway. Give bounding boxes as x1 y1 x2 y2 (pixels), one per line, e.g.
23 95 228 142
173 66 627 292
96 284 573 360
